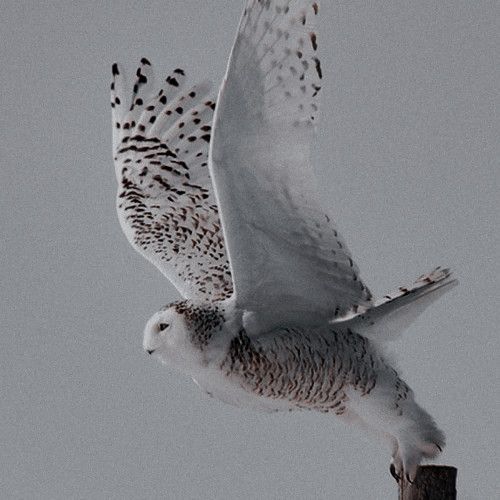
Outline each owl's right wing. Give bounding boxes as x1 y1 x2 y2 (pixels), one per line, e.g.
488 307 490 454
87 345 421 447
111 59 233 302
209 0 373 331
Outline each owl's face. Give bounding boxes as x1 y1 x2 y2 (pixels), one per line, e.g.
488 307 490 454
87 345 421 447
143 305 200 369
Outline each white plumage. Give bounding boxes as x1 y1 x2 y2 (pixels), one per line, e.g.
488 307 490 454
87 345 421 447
111 0 456 483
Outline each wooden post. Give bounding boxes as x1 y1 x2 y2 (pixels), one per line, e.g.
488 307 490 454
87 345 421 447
399 466 457 500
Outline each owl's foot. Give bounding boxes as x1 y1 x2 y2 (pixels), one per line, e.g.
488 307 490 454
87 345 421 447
390 439 444 483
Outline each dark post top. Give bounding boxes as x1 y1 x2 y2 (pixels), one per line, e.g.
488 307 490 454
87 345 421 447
399 466 457 500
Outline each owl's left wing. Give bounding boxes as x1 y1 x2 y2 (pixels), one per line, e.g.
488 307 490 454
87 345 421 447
210 0 372 329
111 59 233 301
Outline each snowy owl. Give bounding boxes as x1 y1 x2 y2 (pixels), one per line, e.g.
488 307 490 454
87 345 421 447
110 0 456 483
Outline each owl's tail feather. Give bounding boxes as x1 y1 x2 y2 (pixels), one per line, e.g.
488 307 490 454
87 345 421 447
340 267 457 342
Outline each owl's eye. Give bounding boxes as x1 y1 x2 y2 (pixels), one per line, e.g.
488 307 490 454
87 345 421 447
158 323 169 332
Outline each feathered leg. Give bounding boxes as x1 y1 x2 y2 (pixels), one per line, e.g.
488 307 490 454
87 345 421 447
347 368 445 482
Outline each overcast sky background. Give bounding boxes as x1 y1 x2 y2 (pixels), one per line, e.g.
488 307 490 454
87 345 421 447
1 1 499 499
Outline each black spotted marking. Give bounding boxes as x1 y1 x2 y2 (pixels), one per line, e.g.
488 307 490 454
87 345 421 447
167 76 179 87
310 32 318 51
313 57 322 78
312 83 321 97
137 71 148 85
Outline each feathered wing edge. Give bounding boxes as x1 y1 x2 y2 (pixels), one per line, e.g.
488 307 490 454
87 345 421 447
337 267 458 342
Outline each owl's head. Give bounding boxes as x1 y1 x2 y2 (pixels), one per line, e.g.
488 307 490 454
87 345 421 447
143 301 197 369
143 300 224 369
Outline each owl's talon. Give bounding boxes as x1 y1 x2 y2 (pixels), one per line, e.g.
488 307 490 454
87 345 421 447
389 463 401 482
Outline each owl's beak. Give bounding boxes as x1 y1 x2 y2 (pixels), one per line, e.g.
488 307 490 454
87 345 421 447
146 349 156 355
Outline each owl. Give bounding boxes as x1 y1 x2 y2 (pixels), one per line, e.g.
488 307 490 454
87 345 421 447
111 0 456 482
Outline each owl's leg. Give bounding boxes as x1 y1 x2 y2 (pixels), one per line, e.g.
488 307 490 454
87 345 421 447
336 404 401 478
346 373 445 482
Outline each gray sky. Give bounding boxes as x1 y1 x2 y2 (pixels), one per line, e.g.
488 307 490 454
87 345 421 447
1 1 498 499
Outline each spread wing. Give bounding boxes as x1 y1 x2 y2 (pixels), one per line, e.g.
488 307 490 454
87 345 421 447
111 59 233 301
210 0 372 329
